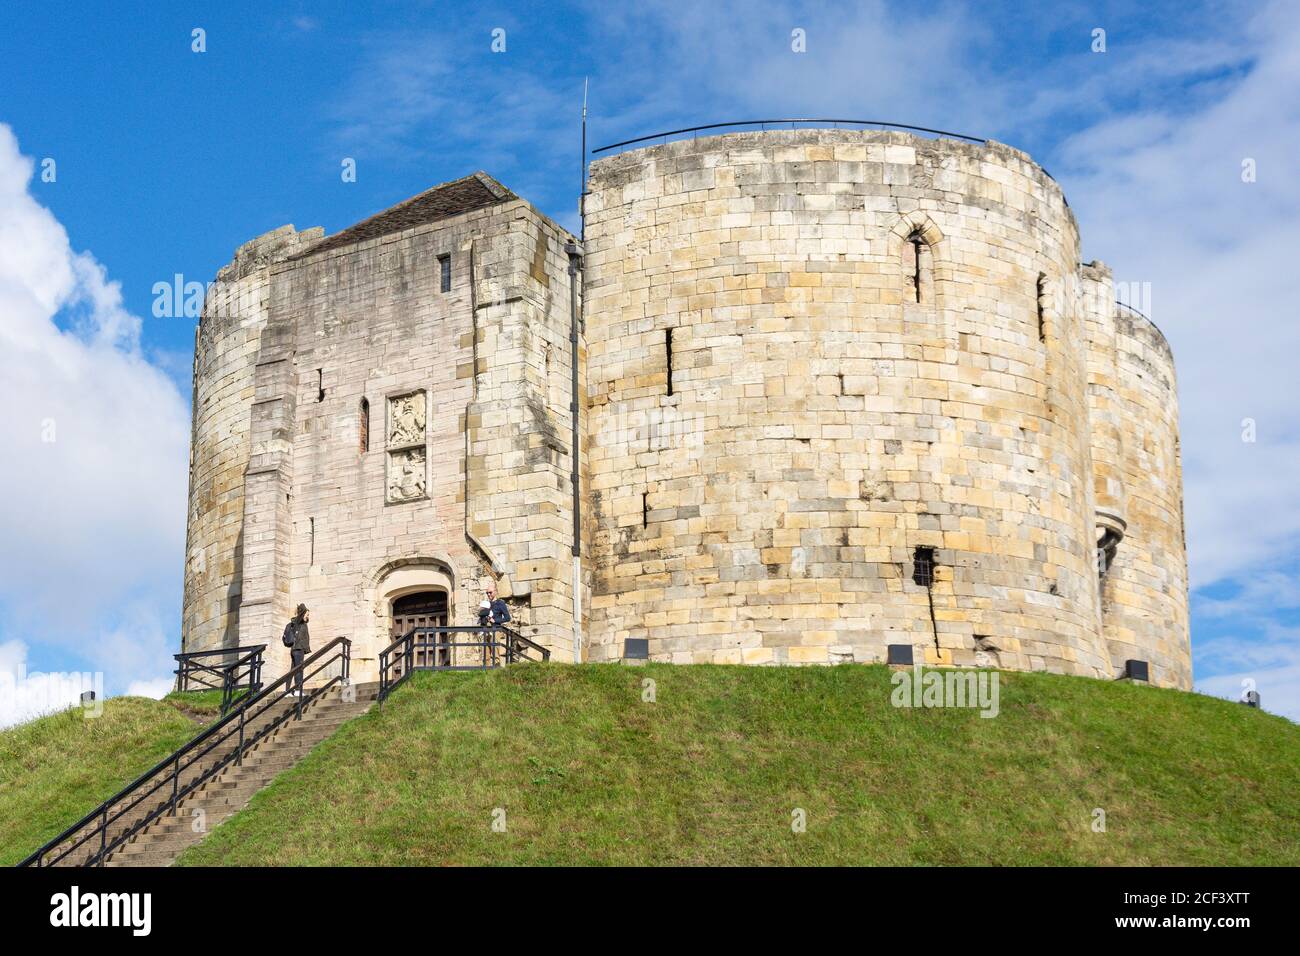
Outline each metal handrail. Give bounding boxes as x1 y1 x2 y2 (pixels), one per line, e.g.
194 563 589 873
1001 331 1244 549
219 646 265 715
378 625 549 704
508 630 551 663
19 637 351 868
174 644 265 689
174 644 266 714
592 118 986 155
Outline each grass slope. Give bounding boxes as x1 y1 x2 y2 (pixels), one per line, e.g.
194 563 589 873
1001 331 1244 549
0 692 218 866
177 664 1300 866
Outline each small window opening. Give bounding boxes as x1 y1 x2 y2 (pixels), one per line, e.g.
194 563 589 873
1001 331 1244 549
908 232 924 303
642 491 649 528
316 369 325 402
309 517 316 565
439 254 451 293
913 546 940 651
1036 273 1048 342
359 397 370 453
664 328 674 396
905 230 933 304
1097 529 1121 582
912 546 935 587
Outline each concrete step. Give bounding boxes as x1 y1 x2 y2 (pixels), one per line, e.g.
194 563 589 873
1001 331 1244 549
100 688 375 867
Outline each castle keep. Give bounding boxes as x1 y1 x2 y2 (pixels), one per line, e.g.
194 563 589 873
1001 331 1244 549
182 129 1191 689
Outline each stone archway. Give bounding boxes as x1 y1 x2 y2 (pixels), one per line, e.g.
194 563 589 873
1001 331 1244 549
887 208 951 334
359 555 458 682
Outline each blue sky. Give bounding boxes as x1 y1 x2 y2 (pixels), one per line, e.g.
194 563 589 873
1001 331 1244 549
1 0 1297 721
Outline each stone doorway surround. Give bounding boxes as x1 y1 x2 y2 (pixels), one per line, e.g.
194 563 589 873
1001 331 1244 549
362 555 458 682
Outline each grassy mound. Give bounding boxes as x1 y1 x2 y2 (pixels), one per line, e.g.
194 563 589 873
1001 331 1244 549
0 692 217 865
177 664 1299 866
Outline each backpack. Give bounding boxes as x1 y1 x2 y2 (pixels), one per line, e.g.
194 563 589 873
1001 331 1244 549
282 621 296 648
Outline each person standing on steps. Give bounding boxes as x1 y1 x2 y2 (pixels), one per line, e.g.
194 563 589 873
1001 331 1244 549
485 585 510 665
487 586 510 628
476 585 511 666
282 604 311 697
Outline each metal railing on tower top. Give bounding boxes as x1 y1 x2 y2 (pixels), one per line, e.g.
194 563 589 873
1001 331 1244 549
591 119 987 156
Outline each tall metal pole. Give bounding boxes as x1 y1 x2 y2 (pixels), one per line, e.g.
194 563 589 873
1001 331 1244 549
567 241 583 663
570 78 589 664
581 77 588 243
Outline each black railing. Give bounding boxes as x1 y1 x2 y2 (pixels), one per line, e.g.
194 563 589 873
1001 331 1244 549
378 625 550 703
174 644 266 715
592 118 986 155
20 638 351 868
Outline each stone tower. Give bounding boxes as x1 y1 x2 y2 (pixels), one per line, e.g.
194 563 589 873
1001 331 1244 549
183 173 583 682
581 129 1190 687
182 130 1191 689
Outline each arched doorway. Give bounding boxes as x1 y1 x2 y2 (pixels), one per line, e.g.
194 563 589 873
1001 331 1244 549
391 590 449 668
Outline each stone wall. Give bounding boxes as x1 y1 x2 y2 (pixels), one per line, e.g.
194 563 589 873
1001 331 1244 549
464 205 585 664
182 225 322 656
183 131 1190 690
1081 261 1190 687
1108 299 1190 686
184 198 580 682
582 128 1147 679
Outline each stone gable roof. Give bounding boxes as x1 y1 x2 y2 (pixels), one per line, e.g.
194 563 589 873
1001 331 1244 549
292 171 515 258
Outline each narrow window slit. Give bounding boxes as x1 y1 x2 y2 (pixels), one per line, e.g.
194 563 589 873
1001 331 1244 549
359 397 370 453
909 233 924 303
642 491 649 528
438 254 451 293
316 369 325 402
664 328 674 396
1036 273 1048 342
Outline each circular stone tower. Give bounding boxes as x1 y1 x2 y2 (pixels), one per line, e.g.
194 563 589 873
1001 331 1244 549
581 127 1187 683
182 225 322 655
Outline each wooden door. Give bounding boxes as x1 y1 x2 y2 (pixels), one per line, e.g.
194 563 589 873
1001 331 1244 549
391 591 449 668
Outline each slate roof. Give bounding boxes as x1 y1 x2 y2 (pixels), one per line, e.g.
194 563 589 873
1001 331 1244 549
293 171 515 258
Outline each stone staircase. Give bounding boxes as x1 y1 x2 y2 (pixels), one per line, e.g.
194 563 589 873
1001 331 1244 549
103 682 378 867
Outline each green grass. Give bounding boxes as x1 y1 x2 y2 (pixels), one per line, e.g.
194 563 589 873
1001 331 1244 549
0 693 216 866
161 689 227 720
175 663 1300 866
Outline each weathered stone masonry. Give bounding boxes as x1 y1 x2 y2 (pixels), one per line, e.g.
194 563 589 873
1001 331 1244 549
583 129 1189 687
183 131 1191 689
183 174 583 681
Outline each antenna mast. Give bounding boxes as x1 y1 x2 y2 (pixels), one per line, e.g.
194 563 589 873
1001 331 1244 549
580 76 588 242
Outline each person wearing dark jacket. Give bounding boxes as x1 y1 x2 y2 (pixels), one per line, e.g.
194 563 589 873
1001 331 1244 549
477 586 511 666
487 586 510 626
286 604 311 697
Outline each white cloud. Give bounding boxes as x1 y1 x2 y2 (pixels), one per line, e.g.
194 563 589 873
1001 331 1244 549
0 640 102 729
0 124 189 696
1053 5 1300 590
328 29 579 218
1195 572 1300 621
1193 628 1300 723
126 677 174 700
